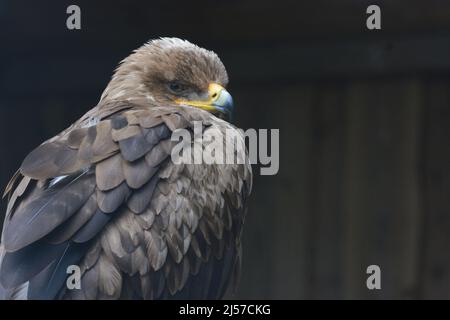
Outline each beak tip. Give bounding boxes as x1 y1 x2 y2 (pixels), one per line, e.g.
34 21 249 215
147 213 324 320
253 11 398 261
213 89 234 119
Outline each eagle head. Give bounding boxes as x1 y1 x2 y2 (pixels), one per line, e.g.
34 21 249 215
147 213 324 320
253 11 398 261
100 37 234 120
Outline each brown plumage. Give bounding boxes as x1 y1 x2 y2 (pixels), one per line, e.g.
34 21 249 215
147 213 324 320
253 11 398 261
0 38 252 300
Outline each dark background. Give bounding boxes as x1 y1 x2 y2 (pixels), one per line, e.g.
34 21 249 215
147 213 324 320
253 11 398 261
1 0 450 299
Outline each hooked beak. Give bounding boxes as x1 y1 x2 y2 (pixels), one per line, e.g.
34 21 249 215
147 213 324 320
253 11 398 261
175 83 234 120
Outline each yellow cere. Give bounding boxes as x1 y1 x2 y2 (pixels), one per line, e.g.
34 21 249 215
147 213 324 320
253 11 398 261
175 83 225 111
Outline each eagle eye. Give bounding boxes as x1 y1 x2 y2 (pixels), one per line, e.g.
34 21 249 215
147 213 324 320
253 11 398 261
168 81 187 94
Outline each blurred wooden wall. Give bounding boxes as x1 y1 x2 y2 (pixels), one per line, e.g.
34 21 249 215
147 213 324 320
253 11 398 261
232 76 450 299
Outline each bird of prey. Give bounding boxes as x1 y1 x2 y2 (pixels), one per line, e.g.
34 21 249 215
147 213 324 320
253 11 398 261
0 38 252 300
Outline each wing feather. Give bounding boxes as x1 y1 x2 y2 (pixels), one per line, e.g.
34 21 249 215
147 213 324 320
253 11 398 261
1 102 252 300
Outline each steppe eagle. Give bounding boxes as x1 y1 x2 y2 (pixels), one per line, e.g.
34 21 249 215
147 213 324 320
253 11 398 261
0 38 252 300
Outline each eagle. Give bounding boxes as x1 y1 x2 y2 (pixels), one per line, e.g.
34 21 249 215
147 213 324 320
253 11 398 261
0 38 252 300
